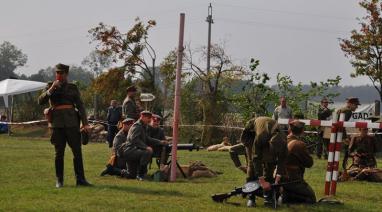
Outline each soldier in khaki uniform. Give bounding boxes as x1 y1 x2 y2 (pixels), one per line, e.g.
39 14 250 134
122 86 140 120
100 118 135 177
240 116 288 207
348 128 377 168
282 121 316 204
38 63 92 188
338 97 361 169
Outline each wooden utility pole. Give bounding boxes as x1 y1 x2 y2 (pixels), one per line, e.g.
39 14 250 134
170 13 185 182
206 3 213 73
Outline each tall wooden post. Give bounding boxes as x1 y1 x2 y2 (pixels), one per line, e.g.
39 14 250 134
170 13 185 182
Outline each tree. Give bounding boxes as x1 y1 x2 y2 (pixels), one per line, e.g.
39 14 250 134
231 59 274 121
82 50 112 77
88 18 157 92
340 0 382 102
272 74 341 118
0 41 27 80
28 65 94 85
86 68 132 115
184 43 247 145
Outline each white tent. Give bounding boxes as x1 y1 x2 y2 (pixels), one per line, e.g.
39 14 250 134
0 79 46 108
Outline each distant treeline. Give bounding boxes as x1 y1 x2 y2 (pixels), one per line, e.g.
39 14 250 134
305 85 380 103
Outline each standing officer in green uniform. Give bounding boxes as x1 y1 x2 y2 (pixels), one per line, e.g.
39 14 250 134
38 63 92 188
282 121 316 204
122 86 140 120
338 97 361 169
317 97 332 159
240 116 288 207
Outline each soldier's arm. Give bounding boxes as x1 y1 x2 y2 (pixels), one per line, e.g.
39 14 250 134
272 108 278 120
112 132 125 151
299 143 314 168
240 120 255 147
348 137 356 153
147 136 162 146
106 108 110 122
158 128 166 140
275 140 288 176
125 101 136 119
37 83 52 105
72 85 88 126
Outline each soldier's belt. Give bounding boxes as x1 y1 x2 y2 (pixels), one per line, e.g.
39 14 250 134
54 105 74 110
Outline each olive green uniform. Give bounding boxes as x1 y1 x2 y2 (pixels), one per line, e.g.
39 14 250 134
229 143 246 168
282 139 316 204
337 106 353 169
317 106 332 158
38 81 89 184
122 97 140 120
240 117 288 204
349 135 377 168
120 120 161 178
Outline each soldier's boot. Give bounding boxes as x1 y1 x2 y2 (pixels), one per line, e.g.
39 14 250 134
137 165 148 181
55 158 64 188
73 158 92 186
100 164 119 176
247 194 256 207
263 191 275 208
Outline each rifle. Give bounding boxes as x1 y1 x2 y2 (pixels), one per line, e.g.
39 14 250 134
212 180 301 209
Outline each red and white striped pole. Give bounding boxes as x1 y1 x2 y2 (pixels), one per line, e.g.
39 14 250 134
330 113 345 195
325 112 338 195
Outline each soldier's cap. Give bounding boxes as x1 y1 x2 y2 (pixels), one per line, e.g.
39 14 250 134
126 85 137 92
289 120 305 129
121 118 135 124
346 97 361 105
55 63 69 73
140 111 152 117
152 114 162 121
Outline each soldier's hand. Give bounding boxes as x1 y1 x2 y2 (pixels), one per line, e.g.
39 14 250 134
82 125 92 133
51 80 61 89
160 140 169 145
275 175 281 185
146 146 153 153
259 177 271 191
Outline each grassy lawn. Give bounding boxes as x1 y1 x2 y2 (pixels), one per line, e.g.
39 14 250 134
1 135 382 211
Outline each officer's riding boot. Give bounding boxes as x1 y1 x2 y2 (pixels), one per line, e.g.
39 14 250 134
55 158 64 188
137 165 148 181
74 158 92 186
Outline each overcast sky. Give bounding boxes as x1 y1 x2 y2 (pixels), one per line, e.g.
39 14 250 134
0 0 369 85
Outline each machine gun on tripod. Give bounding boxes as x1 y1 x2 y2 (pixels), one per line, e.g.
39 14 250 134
212 180 300 209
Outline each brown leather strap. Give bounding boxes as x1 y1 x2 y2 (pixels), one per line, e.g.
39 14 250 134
54 105 74 110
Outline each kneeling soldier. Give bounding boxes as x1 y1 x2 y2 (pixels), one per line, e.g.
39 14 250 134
241 116 288 207
282 121 316 204
100 118 135 177
120 111 168 180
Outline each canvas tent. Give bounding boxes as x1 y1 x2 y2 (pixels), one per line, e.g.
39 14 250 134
0 79 46 122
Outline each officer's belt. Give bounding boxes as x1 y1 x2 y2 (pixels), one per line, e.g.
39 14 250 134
53 104 74 110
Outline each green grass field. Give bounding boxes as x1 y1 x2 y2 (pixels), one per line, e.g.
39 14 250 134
1 134 382 212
